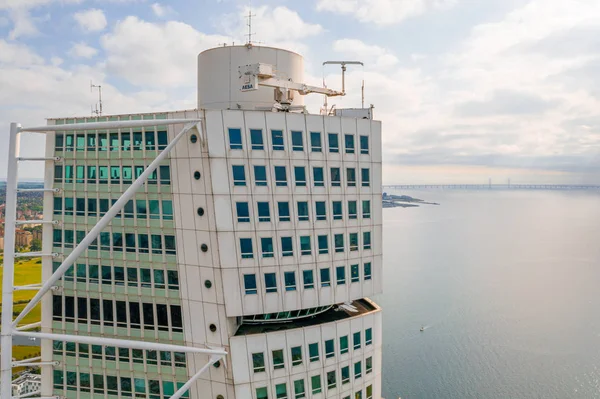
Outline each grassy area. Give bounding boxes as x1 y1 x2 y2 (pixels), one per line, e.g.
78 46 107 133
0 256 42 325
12 345 41 361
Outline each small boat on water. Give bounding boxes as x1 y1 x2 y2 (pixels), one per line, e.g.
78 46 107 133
420 326 425 332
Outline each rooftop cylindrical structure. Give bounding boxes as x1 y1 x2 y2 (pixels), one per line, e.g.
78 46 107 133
197 45 305 110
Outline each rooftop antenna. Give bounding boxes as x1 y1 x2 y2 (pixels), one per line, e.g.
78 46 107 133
91 81 103 116
246 9 256 47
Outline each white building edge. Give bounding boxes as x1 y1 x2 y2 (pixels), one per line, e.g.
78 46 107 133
3 44 383 399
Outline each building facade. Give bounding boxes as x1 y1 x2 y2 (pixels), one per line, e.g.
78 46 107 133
41 45 383 399
15 229 33 248
12 373 42 397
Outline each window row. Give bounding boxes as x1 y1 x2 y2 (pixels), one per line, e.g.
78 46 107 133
228 128 370 155
53 262 179 291
232 165 371 188
251 328 373 374
239 232 372 260
52 341 186 368
52 229 177 256
53 164 171 185
255 364 373 399
236 200 371 223
53 370 189 399
243 262 372 295
55 130 169 153
52 296 183 333
53 197 173 220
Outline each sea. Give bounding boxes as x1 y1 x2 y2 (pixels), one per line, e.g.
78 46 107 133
378 189 600 399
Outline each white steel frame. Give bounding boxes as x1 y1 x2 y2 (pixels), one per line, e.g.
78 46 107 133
2 118 227 399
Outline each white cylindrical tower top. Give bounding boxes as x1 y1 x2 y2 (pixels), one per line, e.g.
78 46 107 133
197 45 305 110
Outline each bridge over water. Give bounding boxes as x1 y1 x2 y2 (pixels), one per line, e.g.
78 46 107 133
384 184 600 191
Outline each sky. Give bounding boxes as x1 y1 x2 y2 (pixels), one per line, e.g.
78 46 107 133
0 0 599 184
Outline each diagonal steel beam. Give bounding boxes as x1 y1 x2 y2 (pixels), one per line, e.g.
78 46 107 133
12 121 201 327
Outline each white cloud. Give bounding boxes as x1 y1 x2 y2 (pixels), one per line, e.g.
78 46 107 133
316 0 456 25
69 42 98 58
100 16 230 88
333 39 398 68
0 39 44 65
151 3 175 18
73 8 107 32
7 8 38 38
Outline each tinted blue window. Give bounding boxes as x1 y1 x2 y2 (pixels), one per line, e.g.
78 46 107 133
300 236 311 255
328 133 339 153
261 237 274 258
351 264 360 282
284 272 296 291
281 237 293 256
264 273 277 293
332 201 343 220
271 130 284 151
347 168 356 186
313 167 324 187
228 128 243 150
310 132 322 152
291 131 303 151
274 166 287 186
236 202 250 223
361 168 370 186
318 235 328 254
316 202 326 221
244 274 257 294
254 166 267 186
344 134 355 154
297 202 309 222
278 202 291 222
336 266 345 285
294 166 306 186
320 268 331 287
240 238 253 259
303 270 314 289
232 165 246 186
257 202 270 222
331 168 341 187
360 135 369 154
250 129 264 150
364 262 372 280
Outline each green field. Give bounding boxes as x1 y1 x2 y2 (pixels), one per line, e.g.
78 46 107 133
0 256 43 364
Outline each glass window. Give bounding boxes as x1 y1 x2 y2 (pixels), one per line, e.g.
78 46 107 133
340 335 349 355
291 131 303 151
257 202 270 222
232 165 246 186
351 264 360 282
311 375 322 394
303 270 314 289
341 366 350 384
281 237 293 257
254 165 268 186
272 349 284 369
347 168 356 187
256 387 268 399
272 130 284 151
278 201 291 222
274 166 287 186
348 201 357 219
364 262 372 280
250 129 264 150
144 131 155 151
325 339 335 358
55 133 64 151
121 132 131 152
54 165 63 183
350 233 359 251
157 131 168 150
98 133 108 151
294 166 306 187
244 274 257 295
240 238 253 259
316 202 327 221
308 343 319 362
366 385 373 399
335 234 344 253
362 200 371 219
336 266 346 285
327 370 337 389
252 352 265 373
354 361 362 379
228 128 243 150
265 273 277 293
345 134 355 154
300 236 311 256
361 168 370 187
310 132 322 152
261 237 274 258
320 268 331 287
333 201 343 220
294 379 305 399
162 200 173 220
328 133 339 153
291 346 302 366
284 272 296 291
331 167 341 187
313 167 324 187
276 383 288 399
149 200 160 219
365 328 373 346
360 135 369 154
318 235 328 254
297 201 309 222
366 357 373 374
353 332 361 349
363 231 372 250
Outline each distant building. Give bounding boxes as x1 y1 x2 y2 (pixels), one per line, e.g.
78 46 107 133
11 373 41 397
33 229 42 241
15 229 33 248
0 236 4 251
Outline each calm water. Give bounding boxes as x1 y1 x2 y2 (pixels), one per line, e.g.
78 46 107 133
378 190 600 399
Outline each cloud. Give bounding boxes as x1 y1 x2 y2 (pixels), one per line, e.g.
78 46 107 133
316 0 456 25
151 3 175 18
100 16 230 88
333 39 398 68
69 42 98 58
73 8 107 32
0 39 44 65
455 90 560 117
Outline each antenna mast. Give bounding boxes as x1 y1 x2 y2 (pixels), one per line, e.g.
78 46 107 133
91 81 103 116
246 9 256 46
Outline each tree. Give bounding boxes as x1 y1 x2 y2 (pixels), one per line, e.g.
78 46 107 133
30 239 42 252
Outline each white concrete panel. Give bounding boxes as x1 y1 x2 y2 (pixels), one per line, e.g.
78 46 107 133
214 195 234 231
206 110 227 157
210 158 231 194
222 268 243 316
217 231 238 268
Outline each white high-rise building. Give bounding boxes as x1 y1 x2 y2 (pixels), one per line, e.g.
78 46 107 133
41 44 383 399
